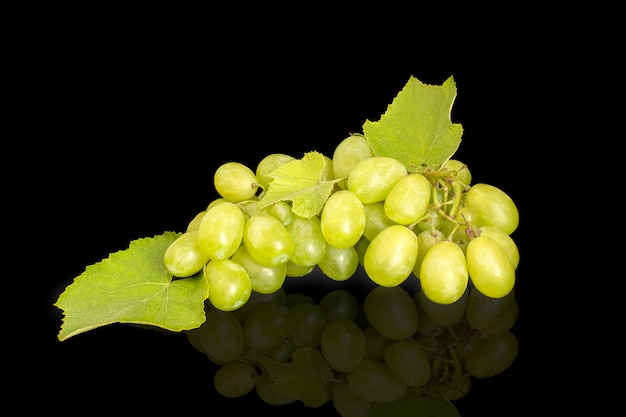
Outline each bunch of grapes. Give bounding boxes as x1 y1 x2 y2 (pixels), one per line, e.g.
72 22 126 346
186 281 519 416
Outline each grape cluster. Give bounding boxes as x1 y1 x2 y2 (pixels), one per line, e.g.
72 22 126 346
186 282 519 415
162 133 520 310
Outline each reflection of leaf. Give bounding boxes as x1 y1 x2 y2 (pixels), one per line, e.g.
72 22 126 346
55 233 209 341
363 76 463 169
258 151 340 218
258 347 337 407
368 391 461 417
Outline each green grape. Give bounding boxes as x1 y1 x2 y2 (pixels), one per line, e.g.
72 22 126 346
478 300 519 339
255 153 296 191
268 200 293 226
383 173 432 225
347 156 408 204
243 213 294 266
464 331 519 378
163 230 210 278
287 214 327 266
213 361 259 398
363 224 418 287
318 244 359 282
419 286 468 326
256 372 296 405
231 244 286 294
185 210 206 232
363 286 418 341
318 289 359 322
332 378 374 417
237 198 271 218
466 286 516 330
214 161 259 202
321 154 335 181
186 308 245 362
320 189 366 249
415 208 445 232
466 235 515 298
478 225 520 269
441 158 472 186
384 340 432 388
362 202 398 241
243 302 294 353
412 229 446 279
440 206 480 240
347 359 407 403
321 319 367 373
355 237 370 267
362 325 394 361
419 240 469 305
204 259 252 311
285 260 316 277
197 201 245 260
331 134 374 189
463 183 519 235
288 302 327 349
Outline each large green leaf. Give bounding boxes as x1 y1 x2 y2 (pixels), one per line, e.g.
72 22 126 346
363 76 463 169
55 232 209 341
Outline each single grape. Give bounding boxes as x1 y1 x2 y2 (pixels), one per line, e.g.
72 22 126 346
383 173 432 225
464 331 519 378
204 259 252 311
197 201 245 260
268 200 293 226
384 340 432 388
230 244 286 294
186 308 244 363
463 183 519 234
412 229 446 279
317 244 359 282
363 286 418 341
320 189 366 249
419 240 469 305
347 156 408 204
287 214 327 266
213 361 258 398
162 230 210 278
477 225 520 269
321 319 367 373
243 213 294 266
347 359 407 403
185 210 206 232
331 134 374 189
415 208 445 232
285 261 316 277
255 153 296 191
363 224 418 287
441 158 472 186
213 161 259 201
466 235 515 298
362 202 398 241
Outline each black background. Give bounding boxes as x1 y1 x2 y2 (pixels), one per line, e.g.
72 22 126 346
28 12 560 417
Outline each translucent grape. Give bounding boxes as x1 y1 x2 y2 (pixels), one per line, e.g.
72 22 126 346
204 259 252 311
419 240 469 304
185 210 206 232
363 286 418 341
320 189 366 249
478 225 520 269
197 201 245 260
255 153 296 191
287 214 327 266
441 158 472 186
213 361 258 398
412 229 446 279
213 161 259 201
463 183 519 234
347 156 408 204
163 231 210 277
331 134 374 189
363 224 418 287
362 202 397 241
317 244 359 282
383 173 432 225
466 235 515 298
230 244 286 294
384 340 432 387
347 359 407 403
321 319 366 372
243 213 294 266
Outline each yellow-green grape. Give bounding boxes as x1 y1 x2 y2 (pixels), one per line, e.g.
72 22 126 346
213 361 258 398
285 261 315 277
466 286 516 330
355 237 370 267
362 202 397 241
321 154 335 181
163 231 210 278
415 208 445 232
383 173 432 225
384 340 432 388
364 225 418 287
320 319 367 373
204 259 252 311
231 245 286 294
363 286 418 341
347 156 408 204
197 201 245 260
419 240 469 304
318 244 359 281
269 200 293 227
412 229 446 279
287 215 327 266
463 183 519 234
331 134 374 189
255 153 296 191
320 189 366 249
243 213 294 266
347 359 407 403
185 210 206 232
466 235 515 298
477 225 520 269
464 331 519 378
213 161 259 202
441 158 472 186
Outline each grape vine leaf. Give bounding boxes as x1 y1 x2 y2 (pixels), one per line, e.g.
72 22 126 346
257 151 341 218
55 232 209 341
368 392 461 417
258 346 338 408
362 75 463 169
